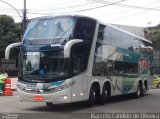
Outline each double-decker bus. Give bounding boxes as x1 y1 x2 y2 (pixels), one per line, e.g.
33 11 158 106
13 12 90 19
5 15 153 107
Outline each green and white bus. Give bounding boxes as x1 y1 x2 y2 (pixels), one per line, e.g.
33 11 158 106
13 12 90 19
6 15 154 107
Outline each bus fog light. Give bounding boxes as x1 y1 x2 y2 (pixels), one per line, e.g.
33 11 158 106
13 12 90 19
73 94 76 97
80 93 83 96
64 96 68 99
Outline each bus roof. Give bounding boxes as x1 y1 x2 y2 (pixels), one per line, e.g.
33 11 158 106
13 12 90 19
29 14 96 22
29 14 152 44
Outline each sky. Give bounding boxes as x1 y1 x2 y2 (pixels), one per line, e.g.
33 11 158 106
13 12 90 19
0 0 160 27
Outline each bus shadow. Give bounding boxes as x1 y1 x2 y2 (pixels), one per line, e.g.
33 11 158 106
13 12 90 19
24 102 86 112
106 93 151 104
24 94 151 112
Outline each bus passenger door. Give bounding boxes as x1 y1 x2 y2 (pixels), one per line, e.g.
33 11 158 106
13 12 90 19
70 55 84 102
71 75 84 102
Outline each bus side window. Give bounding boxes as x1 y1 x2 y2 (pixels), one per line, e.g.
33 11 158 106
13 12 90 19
107 61 114 75
131 37 140 52
72 55 84 75
114 61 125 76
97 25 105 42
140 40 153 54
111 28 122 48
104 26 112 45
122 33 132 50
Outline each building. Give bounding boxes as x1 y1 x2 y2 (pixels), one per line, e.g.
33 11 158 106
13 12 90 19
144 25 160 74
113 24 146 38
154 51 160 74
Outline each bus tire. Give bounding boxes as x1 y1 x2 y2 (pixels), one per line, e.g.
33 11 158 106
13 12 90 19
86 86 95 107
157 83 160 88
141 84 147 96
133 84 141 98
46 102 53 106
99 85 108 105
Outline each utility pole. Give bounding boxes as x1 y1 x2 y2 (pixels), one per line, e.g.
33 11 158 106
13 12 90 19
23 0 27 32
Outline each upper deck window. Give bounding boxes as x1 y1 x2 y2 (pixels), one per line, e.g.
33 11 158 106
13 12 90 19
140 40 153 54
23 16 75 44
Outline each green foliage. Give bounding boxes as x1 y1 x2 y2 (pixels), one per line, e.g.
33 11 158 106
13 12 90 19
148 28 160 43
0 15 22 58
148 24 160 49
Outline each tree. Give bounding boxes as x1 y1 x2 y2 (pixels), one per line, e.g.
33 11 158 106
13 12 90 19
148 24 160 50
0 15 22 58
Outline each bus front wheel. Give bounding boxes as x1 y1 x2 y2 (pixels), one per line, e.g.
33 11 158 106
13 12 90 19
133 84 141 98
141 82 147 96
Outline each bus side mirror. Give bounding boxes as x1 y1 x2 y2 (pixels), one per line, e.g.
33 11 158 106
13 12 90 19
64 39 83 58
5 42 22 59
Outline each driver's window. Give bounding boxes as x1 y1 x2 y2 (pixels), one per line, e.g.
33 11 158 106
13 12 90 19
72 55 83 75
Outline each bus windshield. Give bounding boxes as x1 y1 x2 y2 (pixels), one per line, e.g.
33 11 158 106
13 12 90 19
23 16 75 44
21 51 69 81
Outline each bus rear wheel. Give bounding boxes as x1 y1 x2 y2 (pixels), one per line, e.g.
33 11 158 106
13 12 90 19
141 84 147 96
157 83 160 88
86 86 95 107
99 85 108 105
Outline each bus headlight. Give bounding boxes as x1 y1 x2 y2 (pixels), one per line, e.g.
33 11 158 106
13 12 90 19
60 81 75 89
52 80 76 92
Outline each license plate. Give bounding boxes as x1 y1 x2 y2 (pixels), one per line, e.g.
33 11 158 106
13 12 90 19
33 96 44 101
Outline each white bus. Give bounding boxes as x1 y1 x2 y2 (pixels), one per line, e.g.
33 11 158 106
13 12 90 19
6 15 154 107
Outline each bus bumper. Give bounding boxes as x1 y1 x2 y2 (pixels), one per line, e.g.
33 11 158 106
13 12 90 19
17 88 72 104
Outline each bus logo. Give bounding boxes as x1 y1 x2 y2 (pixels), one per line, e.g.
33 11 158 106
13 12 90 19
51 44 62 47
139 57 150 71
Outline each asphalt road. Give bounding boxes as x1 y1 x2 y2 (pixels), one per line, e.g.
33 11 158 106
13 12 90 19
0 89 160 119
